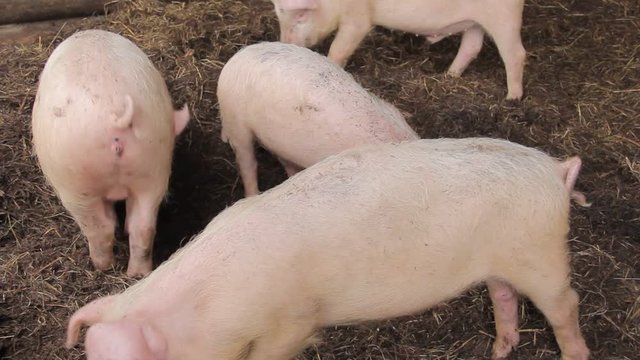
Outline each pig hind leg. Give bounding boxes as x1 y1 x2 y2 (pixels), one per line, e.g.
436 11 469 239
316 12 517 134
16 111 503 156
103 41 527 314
506 253 589 359
125 189 164 277
486 279 520 359
61 195 117 270
278 157 303 177
229 133 260 197
447 26 485 77
481 15 526 99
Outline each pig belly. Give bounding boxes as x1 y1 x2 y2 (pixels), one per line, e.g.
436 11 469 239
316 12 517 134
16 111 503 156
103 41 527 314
255 118 400 168
404 20 477 39
295 204 490 324
374 0 476 35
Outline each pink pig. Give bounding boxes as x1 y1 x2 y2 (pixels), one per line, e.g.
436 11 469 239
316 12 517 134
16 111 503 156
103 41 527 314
218 41 418 197
271 0 527 99
67 138 590 360
31 29 189 277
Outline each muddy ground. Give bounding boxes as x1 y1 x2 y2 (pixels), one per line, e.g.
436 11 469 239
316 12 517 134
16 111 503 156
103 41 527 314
0 0 638 359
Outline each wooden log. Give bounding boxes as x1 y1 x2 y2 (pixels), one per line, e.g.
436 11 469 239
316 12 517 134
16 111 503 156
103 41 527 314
0 0 112 25
0 17 89 45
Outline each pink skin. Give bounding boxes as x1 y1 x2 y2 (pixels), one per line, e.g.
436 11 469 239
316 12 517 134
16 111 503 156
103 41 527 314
67 138 590 360
32 30 190 277
85 321 166 360
487 279 520 359
271 0 527 100
217 42 418 197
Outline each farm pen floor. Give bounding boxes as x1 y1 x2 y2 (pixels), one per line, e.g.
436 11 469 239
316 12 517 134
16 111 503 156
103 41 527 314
0 0 638 359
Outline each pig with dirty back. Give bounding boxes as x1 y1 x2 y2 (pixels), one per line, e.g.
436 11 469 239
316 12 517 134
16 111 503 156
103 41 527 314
66 138 590 360
270 0 527 99
217 41 418 197
31 29 190 277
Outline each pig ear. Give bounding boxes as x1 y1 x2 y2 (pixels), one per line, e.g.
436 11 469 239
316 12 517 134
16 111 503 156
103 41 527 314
141 323 168 359
280 0 318 11
173 104 190 136
66 296 116 349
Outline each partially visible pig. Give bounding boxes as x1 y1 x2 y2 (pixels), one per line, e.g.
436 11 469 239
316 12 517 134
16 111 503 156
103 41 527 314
217 41 418 197
31 29 190 277
66 138 590 360
270 0 527 99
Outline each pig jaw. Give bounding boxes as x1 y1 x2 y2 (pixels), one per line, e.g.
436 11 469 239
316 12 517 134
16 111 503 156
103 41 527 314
276 8 338 48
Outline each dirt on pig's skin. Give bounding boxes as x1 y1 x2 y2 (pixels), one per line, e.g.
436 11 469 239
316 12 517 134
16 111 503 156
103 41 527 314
0 0 638 359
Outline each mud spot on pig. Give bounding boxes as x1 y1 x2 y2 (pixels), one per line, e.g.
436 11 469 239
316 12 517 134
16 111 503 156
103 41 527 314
294 104 321 115
66 97 72 105
52 106 65 117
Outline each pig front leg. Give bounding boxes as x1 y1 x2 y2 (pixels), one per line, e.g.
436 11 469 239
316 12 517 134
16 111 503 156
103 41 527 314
327 22 372 67
447 26 485 77
62 194 116 270
125 189 164 277
487 279 520 359
481 18 526 100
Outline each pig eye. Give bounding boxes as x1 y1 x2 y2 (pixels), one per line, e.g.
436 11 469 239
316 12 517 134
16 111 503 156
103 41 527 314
294 10 309 23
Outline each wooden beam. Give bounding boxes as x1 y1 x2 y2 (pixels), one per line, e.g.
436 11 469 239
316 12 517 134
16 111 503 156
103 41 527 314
0 0 112 25
0 17 90 45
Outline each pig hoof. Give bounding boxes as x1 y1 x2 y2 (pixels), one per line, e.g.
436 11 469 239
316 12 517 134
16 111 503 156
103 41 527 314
505 92 523 101
91 256 115 271
491 331 520 359
126 262 152 278
560 343 590 360
446 70 462 78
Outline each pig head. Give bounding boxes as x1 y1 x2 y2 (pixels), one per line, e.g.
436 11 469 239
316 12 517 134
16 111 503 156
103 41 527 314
66 296 167 360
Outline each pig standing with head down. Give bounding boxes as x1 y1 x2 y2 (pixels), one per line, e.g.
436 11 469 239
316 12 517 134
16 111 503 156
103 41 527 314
218 41 418 197
270 0 527 99
67 138 590 360
31 29 190 277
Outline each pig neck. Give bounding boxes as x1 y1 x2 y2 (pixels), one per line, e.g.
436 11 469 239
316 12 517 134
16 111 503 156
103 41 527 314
117 195 267 318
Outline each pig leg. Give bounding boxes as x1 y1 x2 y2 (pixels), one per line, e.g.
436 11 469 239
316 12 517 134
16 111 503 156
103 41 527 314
125 189 163 277
530 287 589 360
327 22 372 67
278 158 302 177
447 26 485 77
61 195 116 270
481 20 526 99
509 260 589 359
231 136 260 197
487 279 520 359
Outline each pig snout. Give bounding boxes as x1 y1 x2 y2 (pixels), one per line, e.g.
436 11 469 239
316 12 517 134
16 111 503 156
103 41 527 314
280 18 319 48
273 0 322 47
85 321 166 360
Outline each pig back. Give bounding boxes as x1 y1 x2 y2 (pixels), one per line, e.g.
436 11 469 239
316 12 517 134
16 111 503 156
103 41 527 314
160 138 571 326
252 138 571 322
218 42 416 166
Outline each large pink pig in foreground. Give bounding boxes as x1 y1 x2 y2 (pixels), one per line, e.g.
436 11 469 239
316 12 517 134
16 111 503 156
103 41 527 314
218 41 418 197
32 30 190 277
271 0 527 99
67 138 590 360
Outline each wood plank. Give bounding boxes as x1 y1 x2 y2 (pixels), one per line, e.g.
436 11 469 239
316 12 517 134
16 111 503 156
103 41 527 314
0 0 111 25
0 17 92 45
